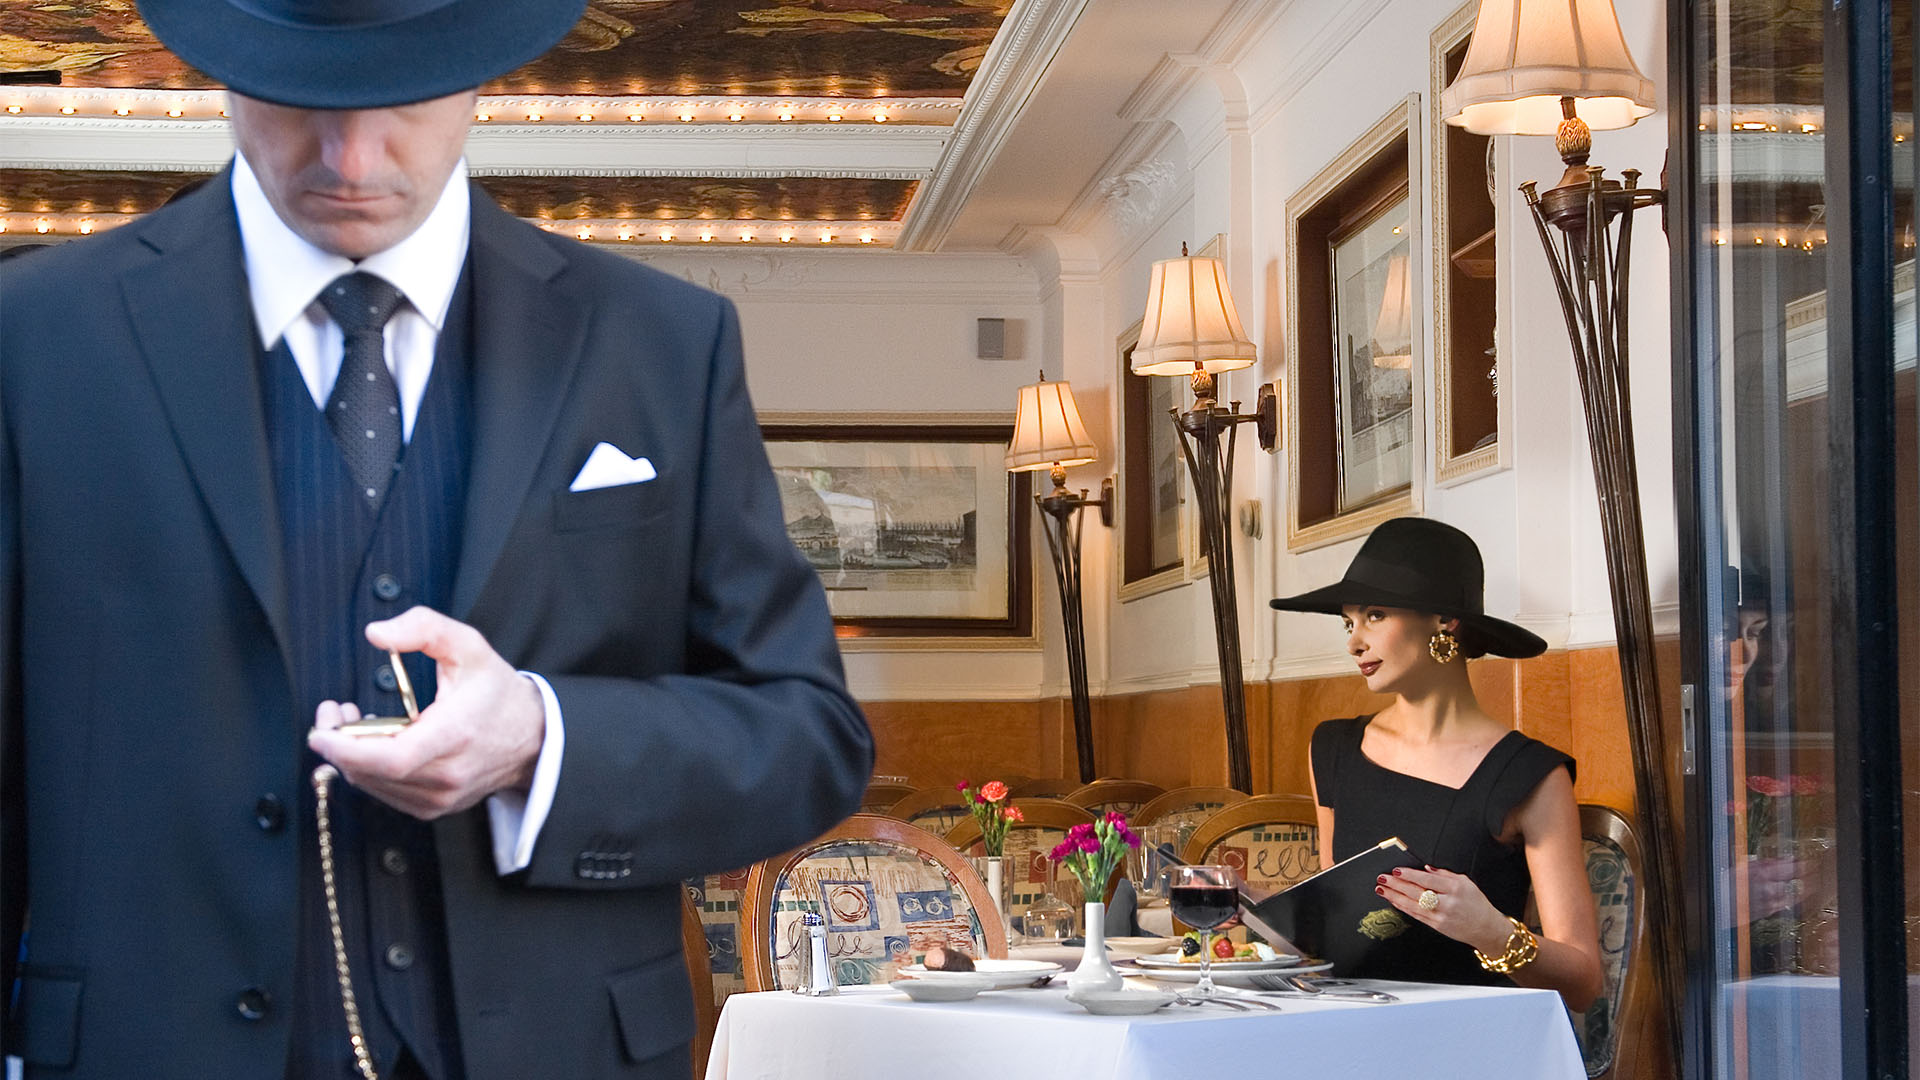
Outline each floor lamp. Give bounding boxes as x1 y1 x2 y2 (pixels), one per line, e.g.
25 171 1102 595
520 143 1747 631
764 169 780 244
1442 0 1684 1058
1131 249 1277 794
1006 375 1112 783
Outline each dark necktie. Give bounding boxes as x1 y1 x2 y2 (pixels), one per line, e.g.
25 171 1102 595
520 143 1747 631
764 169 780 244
317 271 407 502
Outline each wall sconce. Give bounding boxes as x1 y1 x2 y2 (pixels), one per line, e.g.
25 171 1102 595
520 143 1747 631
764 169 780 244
1005 374 1112 783
1441 0 1682 1051
1131 246 1277 793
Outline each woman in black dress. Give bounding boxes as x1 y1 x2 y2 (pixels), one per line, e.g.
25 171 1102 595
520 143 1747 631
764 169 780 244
1270 517 1602 1009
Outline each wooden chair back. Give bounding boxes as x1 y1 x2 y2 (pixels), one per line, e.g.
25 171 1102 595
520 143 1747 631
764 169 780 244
886 786 975 838
740 814 1007 992
860 781 918 815
1572 804 1650 1080
1131 785 1250 830
681 888 716 1080
683 866 753 1024
945 798 1097 912
1008 777 1078 798
1064 779 1168 819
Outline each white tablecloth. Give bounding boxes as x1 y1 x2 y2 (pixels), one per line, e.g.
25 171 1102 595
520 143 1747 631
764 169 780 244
705 980 1586 1080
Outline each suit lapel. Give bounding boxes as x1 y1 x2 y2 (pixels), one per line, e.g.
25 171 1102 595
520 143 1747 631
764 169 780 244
121 173 294 667
451 193 590 619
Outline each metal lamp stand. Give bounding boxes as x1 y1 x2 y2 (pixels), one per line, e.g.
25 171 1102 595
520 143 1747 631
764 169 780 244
1033 470 1112 784
1517 97 1685 1057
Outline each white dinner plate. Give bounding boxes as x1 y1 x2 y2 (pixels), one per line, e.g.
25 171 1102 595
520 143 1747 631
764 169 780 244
892 973 993 1002
1132 950 1302 971
1119 960 1333 988
896 958 1063 990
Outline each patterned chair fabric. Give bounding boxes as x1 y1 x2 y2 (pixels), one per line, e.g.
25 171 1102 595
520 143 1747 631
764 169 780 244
685 868 752 1012
1196 822 1321 946
764 838 989 989
1572 832 1635 1078
903 803 971 837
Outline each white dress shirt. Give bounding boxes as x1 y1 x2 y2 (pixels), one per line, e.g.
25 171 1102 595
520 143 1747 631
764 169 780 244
231 152 563 875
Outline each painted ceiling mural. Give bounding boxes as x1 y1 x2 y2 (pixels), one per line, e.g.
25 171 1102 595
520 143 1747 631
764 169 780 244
0 168 918 224
0 0 1014 97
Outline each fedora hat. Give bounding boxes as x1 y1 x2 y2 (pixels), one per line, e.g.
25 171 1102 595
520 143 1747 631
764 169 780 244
137 0 588 110
1268 517 1546 659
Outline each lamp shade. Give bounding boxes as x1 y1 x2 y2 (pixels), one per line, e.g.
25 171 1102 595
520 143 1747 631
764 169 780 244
1439 0 1655 136
1368 253 1414 370
1131 254 1257 376
1006 378 1099 473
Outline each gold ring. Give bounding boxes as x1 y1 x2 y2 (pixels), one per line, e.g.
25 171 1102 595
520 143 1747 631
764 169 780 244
1417 889 1440 911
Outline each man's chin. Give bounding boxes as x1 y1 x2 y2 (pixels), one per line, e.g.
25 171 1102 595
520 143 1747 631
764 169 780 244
295 219 410 260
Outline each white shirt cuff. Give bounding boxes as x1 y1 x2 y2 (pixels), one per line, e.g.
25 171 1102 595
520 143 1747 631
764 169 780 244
486 671 565 875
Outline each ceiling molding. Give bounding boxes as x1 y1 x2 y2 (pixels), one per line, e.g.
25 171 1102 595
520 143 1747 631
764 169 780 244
0 114 949 178
892 0 1095 252
1244 0 1395 132
608 250 1038 302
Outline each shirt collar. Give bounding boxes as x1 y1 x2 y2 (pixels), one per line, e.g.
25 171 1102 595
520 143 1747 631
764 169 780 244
232 152 471 349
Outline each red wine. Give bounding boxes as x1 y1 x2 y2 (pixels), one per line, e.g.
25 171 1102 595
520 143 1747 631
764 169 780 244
1170 884 1238 931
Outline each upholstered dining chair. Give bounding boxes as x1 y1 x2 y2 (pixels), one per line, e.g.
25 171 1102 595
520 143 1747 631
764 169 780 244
886 785 976 838
1065 779 1168 819
740 814 1007 993
1570 804 1649 1080
1130 785 1251 860
1178 794 1321 947
683 865 754 1025
1008 776 1078 799
680 888 717 1080
859 780 918 815
944 797 1098 912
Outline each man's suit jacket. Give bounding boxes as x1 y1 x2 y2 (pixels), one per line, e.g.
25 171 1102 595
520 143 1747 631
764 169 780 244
0 174 873 1078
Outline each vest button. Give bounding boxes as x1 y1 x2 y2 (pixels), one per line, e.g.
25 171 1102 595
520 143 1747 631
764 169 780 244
384 943 415 971
235 986 271 1021
374 664 399 693
380 847 409 876
372 573 402 602
253 794 286 833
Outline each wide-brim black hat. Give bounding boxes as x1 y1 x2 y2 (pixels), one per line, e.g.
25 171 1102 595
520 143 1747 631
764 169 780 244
1269 516 1547 659
138 0 589 110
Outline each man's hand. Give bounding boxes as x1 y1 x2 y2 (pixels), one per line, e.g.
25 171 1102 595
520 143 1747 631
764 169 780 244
308 606 545 820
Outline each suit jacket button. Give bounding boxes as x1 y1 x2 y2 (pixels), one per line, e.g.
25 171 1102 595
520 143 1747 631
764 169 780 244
372 573 403 602
375 664 399 693
384 944 414 971
380 847 409 876
253 795 286 833
235 987 271 1021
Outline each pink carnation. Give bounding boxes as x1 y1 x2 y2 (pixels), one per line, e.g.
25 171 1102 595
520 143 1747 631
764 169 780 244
1005 806 1025 823
1789 774 1824 796
980 781 1009 803
955 779 970 793
1747 775 1792 797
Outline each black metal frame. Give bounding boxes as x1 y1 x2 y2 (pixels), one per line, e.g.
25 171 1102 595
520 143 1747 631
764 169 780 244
1032 479 1112 784
1825 1 1910 1076
1669 0 1912 1075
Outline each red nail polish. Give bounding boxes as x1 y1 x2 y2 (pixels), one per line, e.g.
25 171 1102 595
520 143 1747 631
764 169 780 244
1391 868 1404 877
1376 874 1388 884
1375 885 1386 895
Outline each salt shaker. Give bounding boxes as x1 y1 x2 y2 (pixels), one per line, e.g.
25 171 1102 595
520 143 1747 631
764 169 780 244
795 912 838 996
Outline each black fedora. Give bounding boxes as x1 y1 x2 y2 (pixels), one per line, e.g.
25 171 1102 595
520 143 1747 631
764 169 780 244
1268 517 1547 659
137 0 588 110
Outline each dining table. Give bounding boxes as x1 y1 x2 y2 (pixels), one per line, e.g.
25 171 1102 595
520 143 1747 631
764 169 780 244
703 964 1588 1080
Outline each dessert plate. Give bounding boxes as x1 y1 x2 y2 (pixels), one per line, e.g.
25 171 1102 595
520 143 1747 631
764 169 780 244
1119 960 1333 988
1066 985 1178 1015
892 973 993 1002
1132 950 1302 970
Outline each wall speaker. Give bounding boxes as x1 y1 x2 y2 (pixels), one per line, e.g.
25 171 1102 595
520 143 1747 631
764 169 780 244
976 317 1007 360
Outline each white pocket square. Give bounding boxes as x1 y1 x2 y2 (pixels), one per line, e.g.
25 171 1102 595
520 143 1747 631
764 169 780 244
570 442 657 492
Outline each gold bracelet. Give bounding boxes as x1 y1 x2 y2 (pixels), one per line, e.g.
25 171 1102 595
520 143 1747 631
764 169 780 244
1474 916 1539 974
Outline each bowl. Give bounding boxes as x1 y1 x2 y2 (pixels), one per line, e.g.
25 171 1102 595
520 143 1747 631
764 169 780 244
1066 985 1178 1015
893 973 994 1002
1102 936 1174 961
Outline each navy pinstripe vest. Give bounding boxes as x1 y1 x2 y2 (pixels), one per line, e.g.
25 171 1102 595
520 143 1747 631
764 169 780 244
264 269 473 1080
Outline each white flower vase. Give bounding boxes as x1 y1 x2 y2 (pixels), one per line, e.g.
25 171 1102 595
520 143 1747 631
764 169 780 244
1067 900 1125 994
985 856 1010 950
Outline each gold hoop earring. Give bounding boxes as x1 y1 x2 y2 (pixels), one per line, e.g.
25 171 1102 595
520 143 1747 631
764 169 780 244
1429 629 1460 664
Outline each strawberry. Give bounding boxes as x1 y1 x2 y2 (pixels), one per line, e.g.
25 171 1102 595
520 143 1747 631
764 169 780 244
1212 935 1237 959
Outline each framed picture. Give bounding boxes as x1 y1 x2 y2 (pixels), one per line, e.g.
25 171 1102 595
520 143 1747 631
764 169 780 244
1329 188 1416 512
1118 319 1190 600
760 420 1033 639
1286 96 1425 551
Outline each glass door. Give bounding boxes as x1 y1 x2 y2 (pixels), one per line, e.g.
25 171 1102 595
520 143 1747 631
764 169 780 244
1675 0 1918 1076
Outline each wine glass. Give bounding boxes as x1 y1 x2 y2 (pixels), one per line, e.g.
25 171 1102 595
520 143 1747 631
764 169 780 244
1167 864 1239 1000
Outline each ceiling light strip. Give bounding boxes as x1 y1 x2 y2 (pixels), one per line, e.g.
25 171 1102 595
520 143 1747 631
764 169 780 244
0 86 960 126
0 211 901 247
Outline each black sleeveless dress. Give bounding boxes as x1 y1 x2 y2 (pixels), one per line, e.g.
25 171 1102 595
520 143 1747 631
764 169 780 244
1309 715 1575 984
